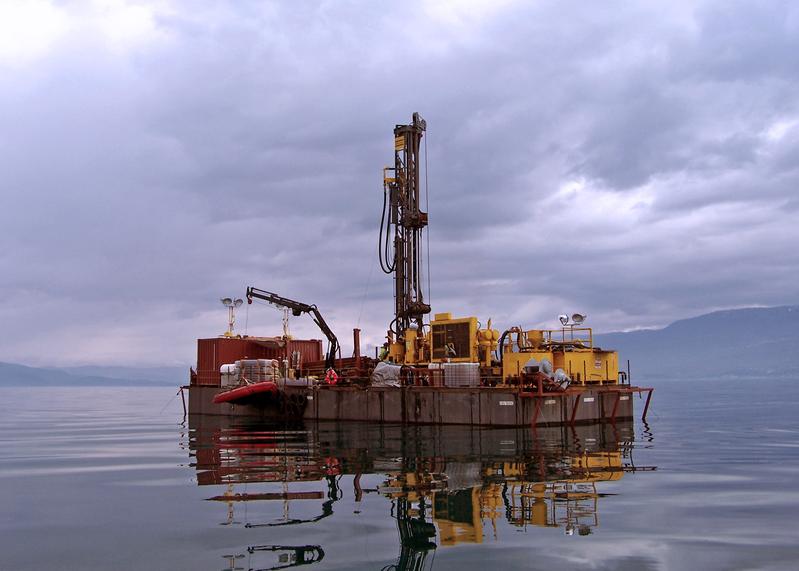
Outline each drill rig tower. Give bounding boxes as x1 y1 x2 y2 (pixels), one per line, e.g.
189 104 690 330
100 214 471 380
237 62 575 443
380 112 431 359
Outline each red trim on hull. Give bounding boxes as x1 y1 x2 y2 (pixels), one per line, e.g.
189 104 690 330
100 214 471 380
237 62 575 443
213 382 279 404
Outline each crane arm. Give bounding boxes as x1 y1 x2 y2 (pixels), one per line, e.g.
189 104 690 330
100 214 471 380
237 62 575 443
246 287 339 371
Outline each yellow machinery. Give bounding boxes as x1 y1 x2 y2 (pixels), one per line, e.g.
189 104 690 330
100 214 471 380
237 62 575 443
384 314 619 386
387 313 500 368
499 326 619 385
379 114 620 387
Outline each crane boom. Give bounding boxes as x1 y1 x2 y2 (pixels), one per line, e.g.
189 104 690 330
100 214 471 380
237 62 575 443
245 287 339 371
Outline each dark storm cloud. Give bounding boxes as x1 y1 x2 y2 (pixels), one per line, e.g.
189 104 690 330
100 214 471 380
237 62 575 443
1 0 798 365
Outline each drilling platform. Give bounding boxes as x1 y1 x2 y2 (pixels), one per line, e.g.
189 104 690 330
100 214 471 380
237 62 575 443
186 113 653 426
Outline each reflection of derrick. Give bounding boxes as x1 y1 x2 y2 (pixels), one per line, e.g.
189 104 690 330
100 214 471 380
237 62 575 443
382 497 437 571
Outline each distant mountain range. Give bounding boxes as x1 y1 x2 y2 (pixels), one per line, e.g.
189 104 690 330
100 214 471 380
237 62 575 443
0 362 186 386
595 305 799 380
2 306 796 385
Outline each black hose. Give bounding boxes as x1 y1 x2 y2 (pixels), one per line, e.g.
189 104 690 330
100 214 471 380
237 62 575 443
378 186 395 274
497 330 511 363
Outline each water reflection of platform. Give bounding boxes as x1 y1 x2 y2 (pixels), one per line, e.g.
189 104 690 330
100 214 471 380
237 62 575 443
188 417 655 569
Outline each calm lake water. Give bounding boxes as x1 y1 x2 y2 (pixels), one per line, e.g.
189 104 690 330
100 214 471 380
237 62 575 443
1 378 797 570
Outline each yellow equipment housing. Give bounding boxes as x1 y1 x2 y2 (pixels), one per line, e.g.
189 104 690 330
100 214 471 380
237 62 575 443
430 314 477 363
386 312 499 368
428 313 500 367
385 315 618 385
500 327 618 385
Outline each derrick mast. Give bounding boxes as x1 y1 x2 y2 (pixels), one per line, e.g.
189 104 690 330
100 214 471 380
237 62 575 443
380 113 431 355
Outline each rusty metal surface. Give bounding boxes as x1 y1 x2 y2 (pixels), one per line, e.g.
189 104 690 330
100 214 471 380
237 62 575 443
194 337 323 387
195 338 250 386
286 339 324 368
188 384 647 427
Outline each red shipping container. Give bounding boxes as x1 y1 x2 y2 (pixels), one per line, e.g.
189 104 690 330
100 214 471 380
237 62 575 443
194 337 323 387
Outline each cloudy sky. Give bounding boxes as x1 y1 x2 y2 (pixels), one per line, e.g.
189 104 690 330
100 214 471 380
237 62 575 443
1 0 797 366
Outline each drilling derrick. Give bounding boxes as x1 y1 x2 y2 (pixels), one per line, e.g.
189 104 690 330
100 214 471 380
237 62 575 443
380 112 431 362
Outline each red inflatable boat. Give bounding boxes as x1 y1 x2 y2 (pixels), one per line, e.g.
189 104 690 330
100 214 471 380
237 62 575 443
213 382 280 404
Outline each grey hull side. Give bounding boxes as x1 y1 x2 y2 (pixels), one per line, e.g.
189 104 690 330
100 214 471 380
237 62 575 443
188 385 635 427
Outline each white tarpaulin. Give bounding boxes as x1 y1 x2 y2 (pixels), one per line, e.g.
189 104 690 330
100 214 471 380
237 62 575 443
371 362 402 387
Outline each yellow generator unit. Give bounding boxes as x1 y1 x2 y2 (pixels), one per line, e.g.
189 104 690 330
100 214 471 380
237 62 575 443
430 313 477 363
429 313 499 367
501 327 619 385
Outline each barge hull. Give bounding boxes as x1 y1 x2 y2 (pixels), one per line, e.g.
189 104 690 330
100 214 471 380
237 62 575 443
188 385 644 427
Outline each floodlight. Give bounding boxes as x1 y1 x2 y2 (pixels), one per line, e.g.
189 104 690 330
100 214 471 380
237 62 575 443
220 296 242 336
571 313 586 325
558 314 569 326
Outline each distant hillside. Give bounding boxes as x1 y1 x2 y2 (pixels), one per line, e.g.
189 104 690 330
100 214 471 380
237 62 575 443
3 306 796 384
595 306 799 380
56 365 187 385
0 362 178 386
